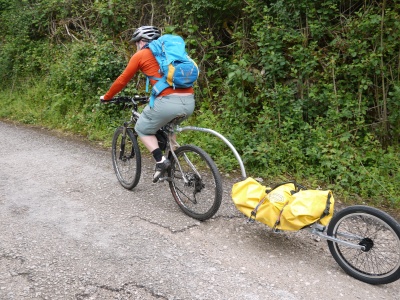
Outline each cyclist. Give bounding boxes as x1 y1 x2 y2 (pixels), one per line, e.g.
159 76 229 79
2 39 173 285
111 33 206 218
100 26 195 182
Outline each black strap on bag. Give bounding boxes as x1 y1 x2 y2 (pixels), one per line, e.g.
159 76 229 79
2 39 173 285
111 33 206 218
272 203 289 232
248 195 268 223
319 192 332 221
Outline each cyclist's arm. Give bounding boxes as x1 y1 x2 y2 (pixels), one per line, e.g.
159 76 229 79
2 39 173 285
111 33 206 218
103 51 143 100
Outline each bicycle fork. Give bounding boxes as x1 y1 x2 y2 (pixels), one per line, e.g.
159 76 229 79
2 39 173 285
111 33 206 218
119 122 134 160
118 126 128 160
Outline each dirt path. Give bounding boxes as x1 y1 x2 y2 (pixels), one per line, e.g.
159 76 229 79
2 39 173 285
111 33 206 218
0 121 399 299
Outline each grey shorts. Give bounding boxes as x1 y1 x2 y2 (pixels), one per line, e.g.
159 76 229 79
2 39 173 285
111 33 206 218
135 94 195 136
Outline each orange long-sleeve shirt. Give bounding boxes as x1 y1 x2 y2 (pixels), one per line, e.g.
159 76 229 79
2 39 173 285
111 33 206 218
103 48 194 100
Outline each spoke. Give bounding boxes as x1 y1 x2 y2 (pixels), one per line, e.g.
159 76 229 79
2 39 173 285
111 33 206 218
174 184 197 204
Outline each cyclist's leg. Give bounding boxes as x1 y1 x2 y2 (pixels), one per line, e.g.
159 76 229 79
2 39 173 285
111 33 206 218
135 100 171 161
139 135 159 152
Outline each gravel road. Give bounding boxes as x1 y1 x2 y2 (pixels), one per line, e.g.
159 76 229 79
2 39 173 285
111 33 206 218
0 120 399 299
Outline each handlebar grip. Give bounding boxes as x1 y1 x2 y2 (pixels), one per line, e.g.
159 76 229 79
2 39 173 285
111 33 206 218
133 95 150 103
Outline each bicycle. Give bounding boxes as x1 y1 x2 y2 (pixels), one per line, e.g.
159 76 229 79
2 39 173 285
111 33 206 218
101 95 223 221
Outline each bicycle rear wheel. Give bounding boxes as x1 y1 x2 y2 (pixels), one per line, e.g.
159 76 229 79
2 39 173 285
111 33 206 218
168 145 222 221
327 205 400 284
111 127 141 190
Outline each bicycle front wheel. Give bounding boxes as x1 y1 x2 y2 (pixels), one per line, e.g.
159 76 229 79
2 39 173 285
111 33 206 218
111 127 141 190
327 205 400 284
168 145 222 221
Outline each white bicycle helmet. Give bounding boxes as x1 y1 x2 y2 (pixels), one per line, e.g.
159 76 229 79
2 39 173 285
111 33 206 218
130 26 161 42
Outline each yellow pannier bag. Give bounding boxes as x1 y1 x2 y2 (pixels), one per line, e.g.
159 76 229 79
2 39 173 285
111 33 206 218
231 177 334 231
279 190 334 231
231 177 279 228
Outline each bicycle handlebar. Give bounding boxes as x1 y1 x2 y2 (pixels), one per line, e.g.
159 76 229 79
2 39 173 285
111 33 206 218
101 95 149 105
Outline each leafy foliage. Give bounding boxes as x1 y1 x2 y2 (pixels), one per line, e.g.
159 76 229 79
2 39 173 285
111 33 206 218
0 0 400 208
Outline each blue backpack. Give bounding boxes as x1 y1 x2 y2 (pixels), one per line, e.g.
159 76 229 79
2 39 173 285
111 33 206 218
146 34 199 107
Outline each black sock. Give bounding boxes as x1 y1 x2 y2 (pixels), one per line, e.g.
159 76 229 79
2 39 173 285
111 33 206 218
152 148 163 162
